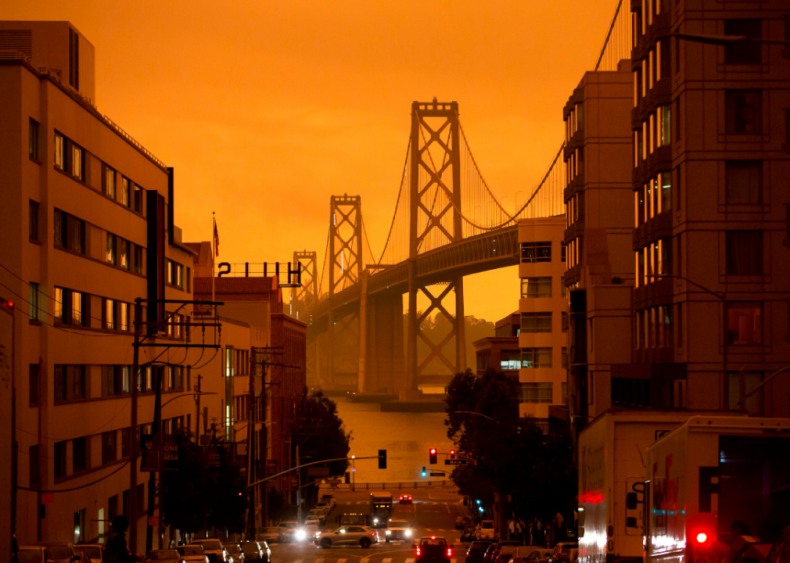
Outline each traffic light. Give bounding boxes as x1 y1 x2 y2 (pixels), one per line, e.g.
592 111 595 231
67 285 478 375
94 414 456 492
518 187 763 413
378 449 387 469
429 448 437 464
450 450 456 459
421 467 427 478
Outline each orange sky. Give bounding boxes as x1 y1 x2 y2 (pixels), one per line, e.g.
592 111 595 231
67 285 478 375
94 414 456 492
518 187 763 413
9 0 619 322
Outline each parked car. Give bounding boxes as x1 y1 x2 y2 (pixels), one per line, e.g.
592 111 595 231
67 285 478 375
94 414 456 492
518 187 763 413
509 547 553 563
239 542 268 563
494 543 521 563
315 501 332 514
399 494 413 504
257 528 281 544
18 546 58 563
176 545 208 563
548 543 578 563
35 543 80 563
278 521 300 542
466 540 496 563
455 515 472 529
75 545 104 563
385 519 413 542
315 526 379 549
300 524 321 542
477 520 496 540
460 526 477 543
143 550 182 563
320 494 337 509
307 508 327 525
189 539 227 563
224 544 244 563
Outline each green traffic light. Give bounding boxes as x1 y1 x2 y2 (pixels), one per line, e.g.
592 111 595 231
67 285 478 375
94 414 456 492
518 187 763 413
421 466 427 477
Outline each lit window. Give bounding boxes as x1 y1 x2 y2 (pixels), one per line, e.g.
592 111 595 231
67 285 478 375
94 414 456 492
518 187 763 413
72 145 83 180
521 277 552 298
727 303 762 345
106 167 116 199
521 242 551 263
106 299 115 330
54 133 64 169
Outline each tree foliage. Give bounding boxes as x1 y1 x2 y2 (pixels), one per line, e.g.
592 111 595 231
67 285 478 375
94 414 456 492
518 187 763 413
445 368 577 522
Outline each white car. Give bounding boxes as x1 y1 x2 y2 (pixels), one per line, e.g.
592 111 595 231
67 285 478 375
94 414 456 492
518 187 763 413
320 495 337 509
476 520 496 540
307 508 327 525
176 545 208 563
315 525 379 549
75 545 104 563
297 523 321 542
384 519 413 542
315 501 332 514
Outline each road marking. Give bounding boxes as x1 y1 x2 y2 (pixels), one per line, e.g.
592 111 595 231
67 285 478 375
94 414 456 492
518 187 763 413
439 528 445 531
294 560 303 563
337 559 346 563
446 504 451 514
315 559 324 563
406 559 415 563
382 558 392 563
451 559 457 563
425 528 432 531
360 558 369 563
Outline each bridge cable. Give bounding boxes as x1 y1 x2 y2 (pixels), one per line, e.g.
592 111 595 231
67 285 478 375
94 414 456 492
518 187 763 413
374 138 411 265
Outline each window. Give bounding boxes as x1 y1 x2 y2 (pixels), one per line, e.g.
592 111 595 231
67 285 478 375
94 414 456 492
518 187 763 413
121 177 131 207
72 144 84 181
102 365 119 396
521 242 551 263
726 161 762 204
105 166 116 199
724 20 761 65
108 495 118 522
562 311 569 332
29 200 39 241
611 378 651 408
29 445 39 485
54 133 65 169
73 437 88 473
521 347 553 368
106 234 117 265
521 312 552 333
726 231 763 275
133 184 143 213
54 441 67 478
727 302 762 345
499 350 521 371
55 365 87 401
167 260 184 289
521 382 553 404
121 366 131 393
54 287 88 326
561 242 566 262
71 290 85 325
728 371 763 415
659 105 671 147
134 243 143 274
725 90 762 135
28 282 39 321
119 303 129 332
105 299 115 330
122 490 130 517
562 347 568 369
121 428 130 458
102 431 116 465
54 209 86 254
521 277 552 298
29 118 39 160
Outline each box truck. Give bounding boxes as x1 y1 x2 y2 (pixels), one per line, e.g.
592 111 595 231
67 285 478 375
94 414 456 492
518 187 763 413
578 411 693 563
642 416 790 563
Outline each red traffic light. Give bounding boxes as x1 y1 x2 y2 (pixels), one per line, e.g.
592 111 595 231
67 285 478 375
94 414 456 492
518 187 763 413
430 448 437 454
429 448 438 464
696 532 708 544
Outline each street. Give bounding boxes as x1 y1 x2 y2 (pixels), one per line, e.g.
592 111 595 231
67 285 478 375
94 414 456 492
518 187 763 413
269 487 469 563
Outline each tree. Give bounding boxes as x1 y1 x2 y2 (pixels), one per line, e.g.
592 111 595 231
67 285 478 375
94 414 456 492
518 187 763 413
161 431 211 536
445 368 577 524
294 390 352 507
206 445 249 536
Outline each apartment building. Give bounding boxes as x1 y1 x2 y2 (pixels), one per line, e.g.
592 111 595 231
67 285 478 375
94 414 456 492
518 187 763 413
473 312 520 379
560 62 637 434
629 0 790 415
518 217 568 431
0 22 202 549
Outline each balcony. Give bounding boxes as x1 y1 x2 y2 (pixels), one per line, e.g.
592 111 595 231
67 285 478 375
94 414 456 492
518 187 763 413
563 264 583 287
564 220 585 244
632 276 674 308
633 210 673 249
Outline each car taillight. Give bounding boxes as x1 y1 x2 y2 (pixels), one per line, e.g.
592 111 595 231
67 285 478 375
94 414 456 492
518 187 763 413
697 533 708 544
448 548 453 557
417 547 421 556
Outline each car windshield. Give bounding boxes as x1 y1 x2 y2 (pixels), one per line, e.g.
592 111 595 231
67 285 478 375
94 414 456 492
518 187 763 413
471 542 492 550
76 547 102 558
195 540 223 550
46 546 71 559
388 520 409 527
19 550 43 563
421 539 446 545
177 547 203 555
241 544 259 553
481 522 494 529
226 546 240 554
501 546 518 554
148 551 179 560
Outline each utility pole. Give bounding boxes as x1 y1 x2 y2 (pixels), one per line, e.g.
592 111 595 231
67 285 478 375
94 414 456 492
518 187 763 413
129 300 142 553
195 374 202 443
246 352 256 540
296 444 301 524
145 366 163 553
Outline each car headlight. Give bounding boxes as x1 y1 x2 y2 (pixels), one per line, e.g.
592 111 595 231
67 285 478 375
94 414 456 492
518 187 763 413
386 531 391 535
373 518 378 524
405 530 412 537
295 530 307 541
315 532 321 537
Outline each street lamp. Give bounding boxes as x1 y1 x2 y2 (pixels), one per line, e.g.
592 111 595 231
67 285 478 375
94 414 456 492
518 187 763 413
649 274 729 409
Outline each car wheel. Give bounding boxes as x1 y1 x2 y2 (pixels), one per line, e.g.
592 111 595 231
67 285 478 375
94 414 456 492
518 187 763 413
320 538 332 549
360 538 371 549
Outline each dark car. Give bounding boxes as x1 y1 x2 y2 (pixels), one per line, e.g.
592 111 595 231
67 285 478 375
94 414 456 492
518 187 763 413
35 543 79 563
455 516 473 529
176 545 208 563
548 543 578 563
416 537 452 563
460 526 477 543
467 540 496 563
239 542 267 563
399 494 413 504
495 543 521 563
511 547 554 563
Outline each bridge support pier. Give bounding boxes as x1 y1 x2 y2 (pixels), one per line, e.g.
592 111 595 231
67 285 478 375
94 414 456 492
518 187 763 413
359 271 405 394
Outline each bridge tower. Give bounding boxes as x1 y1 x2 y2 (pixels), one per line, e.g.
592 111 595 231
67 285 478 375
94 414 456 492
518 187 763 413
327 195 363 386
293 250 318 384
406 100 467 392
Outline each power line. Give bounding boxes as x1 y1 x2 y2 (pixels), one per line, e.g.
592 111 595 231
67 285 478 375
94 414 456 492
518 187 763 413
18 461 130 493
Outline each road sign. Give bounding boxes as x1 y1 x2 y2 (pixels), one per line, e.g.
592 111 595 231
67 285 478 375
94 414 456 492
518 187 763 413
445 459 467 465
430 472 445 477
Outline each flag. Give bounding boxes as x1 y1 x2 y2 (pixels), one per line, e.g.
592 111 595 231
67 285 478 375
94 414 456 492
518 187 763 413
213 217 219 257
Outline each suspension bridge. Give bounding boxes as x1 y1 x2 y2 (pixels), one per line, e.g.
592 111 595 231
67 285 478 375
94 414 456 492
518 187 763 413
285 1 633 396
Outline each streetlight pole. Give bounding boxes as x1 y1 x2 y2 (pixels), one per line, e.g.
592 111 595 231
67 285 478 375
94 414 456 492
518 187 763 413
650 274 727 410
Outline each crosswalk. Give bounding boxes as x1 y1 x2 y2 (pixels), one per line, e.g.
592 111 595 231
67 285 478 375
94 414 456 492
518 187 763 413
346 501 446 505
272 556 458 563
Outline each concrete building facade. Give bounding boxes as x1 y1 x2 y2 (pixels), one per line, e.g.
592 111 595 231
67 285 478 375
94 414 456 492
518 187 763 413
518 217 569 431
